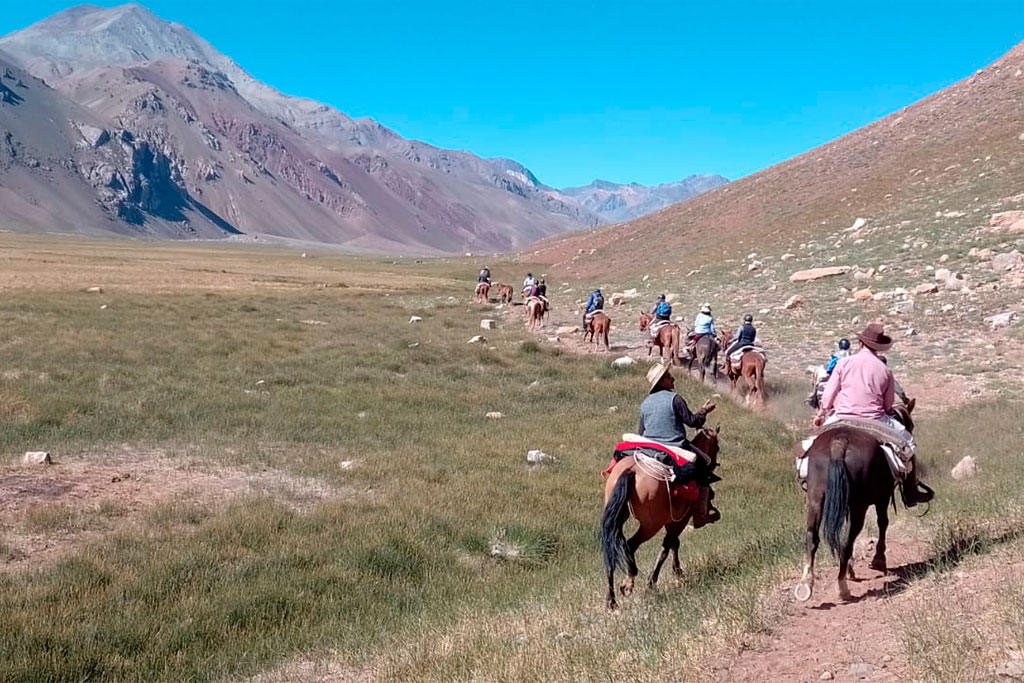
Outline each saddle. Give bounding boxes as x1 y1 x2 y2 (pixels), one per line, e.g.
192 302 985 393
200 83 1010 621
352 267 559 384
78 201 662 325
728 344 766 363
799 418 913 481
649 319 673 338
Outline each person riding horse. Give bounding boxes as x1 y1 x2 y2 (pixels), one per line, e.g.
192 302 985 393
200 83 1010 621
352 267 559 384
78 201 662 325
583 288 605 332
723 313 757 374
813 323 933 507
638 363 720 527
806 338 851 408
535 278 549 312
686 303 716 353
651 294 672 322
522 273 536 298
477 266 491 285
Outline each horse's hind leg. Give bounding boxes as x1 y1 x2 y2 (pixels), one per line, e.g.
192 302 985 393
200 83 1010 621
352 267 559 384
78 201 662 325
838 505 867 601
649 522 685 588
870 499 890 573
796 484 825 601
622 526 657 596
607 564 618 610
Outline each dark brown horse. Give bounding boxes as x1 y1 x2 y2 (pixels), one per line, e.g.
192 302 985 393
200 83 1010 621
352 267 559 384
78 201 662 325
639 312 681 365
720 329 766 405
600 429 720 609
475 281 490 304
496 283 514 304
585 311 611 351
688 333 718 384
795 400 916 602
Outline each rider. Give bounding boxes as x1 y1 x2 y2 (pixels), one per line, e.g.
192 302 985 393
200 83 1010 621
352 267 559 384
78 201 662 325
813 323 933 507
651 294 672 322
477 265 491 284
806 338 852 408
688 303 716 349
639 363 720 527
522 273 536 297
583 288 605 331
723 314 757 374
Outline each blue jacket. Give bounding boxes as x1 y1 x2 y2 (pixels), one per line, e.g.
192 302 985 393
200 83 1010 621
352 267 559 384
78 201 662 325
653 301 672 318
586 292 604 312
694 313 716 335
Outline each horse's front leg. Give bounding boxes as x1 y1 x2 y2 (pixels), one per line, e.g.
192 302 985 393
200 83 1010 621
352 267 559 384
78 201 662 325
870 498 890 573
837 505 867 601
649 523 685 588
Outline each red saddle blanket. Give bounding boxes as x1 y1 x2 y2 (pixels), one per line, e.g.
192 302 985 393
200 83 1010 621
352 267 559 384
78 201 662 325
601 441 700 501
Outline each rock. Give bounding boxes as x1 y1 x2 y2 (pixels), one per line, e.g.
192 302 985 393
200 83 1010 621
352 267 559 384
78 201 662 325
991 211 1024 229
784 295 804 309
944 273 968 291
995 654 1024 680
789 266 850 282
100 304 108 310
622 288 639 298
872 290 895 301
642 274 650 282
610 294 624 306
300 252 307 259
913 283 939 295
467 335 486 344
84 286 103 294
611 356 636 368
847 662 874 679
748 260 762 272
608 406 619 413
934 268 951 282
526 449 556 464
853 288 873 301
986 311 1017 330
480 319 498 330
819 672 833 681
992 251 1023 272
942 304 955 313
357 411 368 419
759 308 771 314
23 451 52 465
407 342 420 348
893 299 915 315
905 328 916 336
490 541 522 558
780 253 796 261
951 455 977 480
339 460 355 470
939 253 950 263
556 326 578 335
409 315 423 323
853 269 874 281
486 412 503 419
850 217 867 231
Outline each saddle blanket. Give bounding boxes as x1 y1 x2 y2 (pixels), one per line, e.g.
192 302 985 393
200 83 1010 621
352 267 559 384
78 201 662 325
796 417 912 480
728 345 766 362
601 436 700 501
585 310 602 322
649 320 673 337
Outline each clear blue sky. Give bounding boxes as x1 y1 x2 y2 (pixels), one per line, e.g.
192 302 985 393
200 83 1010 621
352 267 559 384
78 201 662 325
3 1 1024 188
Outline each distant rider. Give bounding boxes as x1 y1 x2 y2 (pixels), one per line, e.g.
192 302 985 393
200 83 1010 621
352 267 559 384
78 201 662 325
522 273 536 297
536 278 549 312
583 288 605 331
807 338 851 407
724 314 757 374
814 323 933 507
477 266 491 284
651 294 672 322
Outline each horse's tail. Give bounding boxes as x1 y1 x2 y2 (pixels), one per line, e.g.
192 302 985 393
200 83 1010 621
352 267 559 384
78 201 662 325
601 470 635 573
823 434 850 557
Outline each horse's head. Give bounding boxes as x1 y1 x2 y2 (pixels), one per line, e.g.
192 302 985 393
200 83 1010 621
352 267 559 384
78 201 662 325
893 398 916 434
694 425 721 461
638 312 651 331
719 328 732 345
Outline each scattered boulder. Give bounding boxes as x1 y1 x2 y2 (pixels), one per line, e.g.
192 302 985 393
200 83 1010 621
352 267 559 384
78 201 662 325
486 411 503 420
853 288 873 301
526 449 556 464
892 299 915 315
934 268 951 282
951 455 977 480
872 290 895 302
84 286 103 294
991 251 1023 272
944 273 969 291
665 293 679 303
480 319 497 330
780 253 796 261
490 541 522 559
748 260 762 272
607 406 618 413
789 266 850 282
849 217 867 231
621 288 639 298
467 335 486 344
409 315 423 323
556 325 578 335
991 210 1024 229
942 304 955 313
23 451 52 465
846 662 874 680
784 295 805 309
913 283 939 295
985 311 1017 330
611 356 636 368
994 654 1024 680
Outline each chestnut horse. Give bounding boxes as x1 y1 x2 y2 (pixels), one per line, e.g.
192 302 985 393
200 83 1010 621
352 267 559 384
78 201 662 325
720 329 766 405
600 428 720 609
795 400 916 603
496 283 514 304
639 312 681 365
525 297 544 331
475 281 490 304
585 311 611 351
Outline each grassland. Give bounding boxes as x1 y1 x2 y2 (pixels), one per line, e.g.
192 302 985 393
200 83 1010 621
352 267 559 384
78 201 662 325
0 234 1022 682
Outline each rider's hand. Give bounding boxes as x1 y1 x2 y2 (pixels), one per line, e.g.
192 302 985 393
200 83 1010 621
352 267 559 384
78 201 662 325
812 412 825 427
702 400 716 413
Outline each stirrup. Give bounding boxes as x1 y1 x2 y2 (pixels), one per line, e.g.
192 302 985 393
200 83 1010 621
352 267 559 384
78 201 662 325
692 505 721 528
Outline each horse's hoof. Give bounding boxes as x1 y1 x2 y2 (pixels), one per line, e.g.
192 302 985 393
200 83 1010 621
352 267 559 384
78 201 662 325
869 558 887 573
794 583 812 602
607 599 618 611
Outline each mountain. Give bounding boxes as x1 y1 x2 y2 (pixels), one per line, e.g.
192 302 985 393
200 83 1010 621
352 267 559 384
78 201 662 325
560 175 728 223
530 40 1024 278
0 3 607 253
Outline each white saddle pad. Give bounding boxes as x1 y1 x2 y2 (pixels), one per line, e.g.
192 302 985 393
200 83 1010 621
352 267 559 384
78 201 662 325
649 320 672 337
621 433 697 463
729 345 766 362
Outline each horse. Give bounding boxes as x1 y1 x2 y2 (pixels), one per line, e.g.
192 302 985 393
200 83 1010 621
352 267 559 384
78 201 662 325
794 400 916 603
687 333 718 384
584 311 611 351
475 281 490 304
720 329 766 405
496 283 514 304
600 428 720 609
525 297 544 331
638 312 681 365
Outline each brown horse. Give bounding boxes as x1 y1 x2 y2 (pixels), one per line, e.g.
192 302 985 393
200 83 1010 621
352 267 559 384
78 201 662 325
496 283 514 304
688 333 718 384
525 297 544 331
639 312 681 365
585 311 611 351
475 281 490 304
600 429 720 609
720 329 766 405
795 401 916 603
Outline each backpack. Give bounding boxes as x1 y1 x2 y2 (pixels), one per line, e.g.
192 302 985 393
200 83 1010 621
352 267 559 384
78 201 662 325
656 301 671 317
593 294 604 309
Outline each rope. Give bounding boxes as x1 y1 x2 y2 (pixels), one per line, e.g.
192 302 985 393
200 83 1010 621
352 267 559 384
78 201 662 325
629 450 689 523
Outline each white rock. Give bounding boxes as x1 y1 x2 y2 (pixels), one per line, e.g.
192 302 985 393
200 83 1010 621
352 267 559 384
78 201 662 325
780 253 796 261
301 252 307 258
100 304 108 310
85 286 103 294
611 356 636 368
784 295 804 309
759 308 771 314
467 335 486 344
892 299 915 315
951 455 977 480
480 319 497 330
409 316 423 323
357 411 368 419
556 326 578 335
905 328 916 336
622 288 639 298
642 274 650 282
607 406 619 413
407 342 420 348
24 451 52 465
665 293 679 303
339 460 355 470
934 268 951 282
850 217 867 231
748 260 762 272
526 449 556 464
486 411 503 419
942 304 955 312
985 311 1017 330
789 266 850 282
490 541 522 558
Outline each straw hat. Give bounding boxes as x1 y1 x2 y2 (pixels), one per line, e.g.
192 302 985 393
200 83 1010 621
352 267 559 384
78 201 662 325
646 362 672 391
857 322 892 352
700 303 712 314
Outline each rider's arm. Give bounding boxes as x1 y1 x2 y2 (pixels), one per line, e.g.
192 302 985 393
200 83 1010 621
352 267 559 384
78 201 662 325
673 395 707 428
883 371 895 414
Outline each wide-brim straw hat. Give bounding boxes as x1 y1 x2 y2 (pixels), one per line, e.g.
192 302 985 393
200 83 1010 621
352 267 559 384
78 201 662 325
646 362 672 391
857 322 892 352
700 303 712 313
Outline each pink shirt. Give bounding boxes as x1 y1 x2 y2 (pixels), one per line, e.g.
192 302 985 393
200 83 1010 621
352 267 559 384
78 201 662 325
820 348 894 419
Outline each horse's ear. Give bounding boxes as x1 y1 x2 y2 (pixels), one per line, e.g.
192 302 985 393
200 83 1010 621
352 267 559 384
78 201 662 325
715 424 721 435
906 397 916 414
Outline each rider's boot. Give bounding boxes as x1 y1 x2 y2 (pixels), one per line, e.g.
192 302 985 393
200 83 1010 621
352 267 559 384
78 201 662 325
691 485 721 528
900 456 934 508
